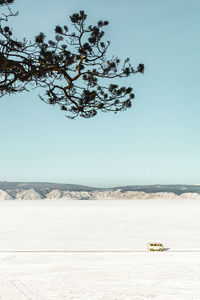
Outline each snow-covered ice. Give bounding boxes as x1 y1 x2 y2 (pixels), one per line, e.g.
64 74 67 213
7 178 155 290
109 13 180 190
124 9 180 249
0 199 199 299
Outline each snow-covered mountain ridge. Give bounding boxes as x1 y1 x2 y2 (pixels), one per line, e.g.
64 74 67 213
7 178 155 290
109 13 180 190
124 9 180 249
0 183 200 200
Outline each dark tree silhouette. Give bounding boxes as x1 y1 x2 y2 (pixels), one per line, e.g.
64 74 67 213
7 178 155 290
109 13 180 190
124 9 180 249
0 1 144 118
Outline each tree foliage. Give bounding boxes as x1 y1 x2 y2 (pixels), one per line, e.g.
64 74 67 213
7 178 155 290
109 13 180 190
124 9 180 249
0 0 144 118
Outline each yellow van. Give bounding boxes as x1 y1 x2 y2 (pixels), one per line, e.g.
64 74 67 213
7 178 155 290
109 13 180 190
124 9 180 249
147 243 164 251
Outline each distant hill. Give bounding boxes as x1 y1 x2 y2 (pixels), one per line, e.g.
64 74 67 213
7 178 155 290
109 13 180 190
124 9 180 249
116 184 200 195
0 182 200 200
0 181 99 191
0 182 101 198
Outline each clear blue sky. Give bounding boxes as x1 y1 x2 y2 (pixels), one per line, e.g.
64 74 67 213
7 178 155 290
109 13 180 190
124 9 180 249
0 0 200 187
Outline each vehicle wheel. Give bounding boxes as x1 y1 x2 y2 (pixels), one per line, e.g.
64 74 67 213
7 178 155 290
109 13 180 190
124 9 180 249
150 249 154 252
159 248 162 251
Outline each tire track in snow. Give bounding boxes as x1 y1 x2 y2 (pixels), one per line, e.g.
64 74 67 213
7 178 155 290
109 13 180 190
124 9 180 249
1 272 38 300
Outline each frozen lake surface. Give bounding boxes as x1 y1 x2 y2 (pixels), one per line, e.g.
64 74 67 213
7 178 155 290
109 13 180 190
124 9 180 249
0 199 200 299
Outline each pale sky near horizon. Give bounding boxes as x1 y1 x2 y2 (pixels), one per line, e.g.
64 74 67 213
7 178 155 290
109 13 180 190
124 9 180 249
0 0 200 187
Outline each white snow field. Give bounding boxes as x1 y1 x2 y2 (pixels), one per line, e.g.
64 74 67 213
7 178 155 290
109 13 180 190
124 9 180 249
0 199 200 299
